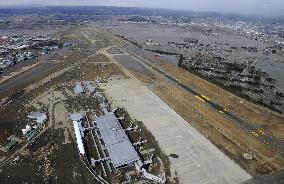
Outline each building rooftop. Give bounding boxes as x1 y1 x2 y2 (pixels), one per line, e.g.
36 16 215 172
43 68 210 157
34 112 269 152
74 82 84 95
69 113 85 154
85 81 96 93
96 112 140 168
70 113 84 122
28 111 47 124
4 139 18 151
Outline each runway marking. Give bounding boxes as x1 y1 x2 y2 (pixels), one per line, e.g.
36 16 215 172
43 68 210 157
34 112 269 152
258 128 266 135
251 131 259 137
201 95 210 101
125 47 284 157
195 95 205 103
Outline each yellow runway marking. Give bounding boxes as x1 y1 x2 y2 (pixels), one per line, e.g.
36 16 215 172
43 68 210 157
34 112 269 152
251 131 259 137
195 95 205 103
201 95 210 101
258 128 266 135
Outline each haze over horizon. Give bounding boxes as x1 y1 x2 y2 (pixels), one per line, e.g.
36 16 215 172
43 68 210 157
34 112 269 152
0 0 284 17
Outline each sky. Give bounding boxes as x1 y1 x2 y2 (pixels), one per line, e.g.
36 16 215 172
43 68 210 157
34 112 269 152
0 0 284 17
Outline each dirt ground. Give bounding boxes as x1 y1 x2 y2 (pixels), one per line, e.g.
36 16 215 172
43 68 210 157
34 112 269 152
86 54 111 63
0 127 98 184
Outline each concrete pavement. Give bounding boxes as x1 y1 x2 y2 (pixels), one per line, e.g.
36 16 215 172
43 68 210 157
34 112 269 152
100 79 252 184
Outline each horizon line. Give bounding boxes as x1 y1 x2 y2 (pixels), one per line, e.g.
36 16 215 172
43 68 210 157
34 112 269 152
0 5 283 19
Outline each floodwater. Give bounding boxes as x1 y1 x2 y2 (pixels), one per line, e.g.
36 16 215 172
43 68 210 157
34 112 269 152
99 23 284 90
0 28 58 36
256 59 284 89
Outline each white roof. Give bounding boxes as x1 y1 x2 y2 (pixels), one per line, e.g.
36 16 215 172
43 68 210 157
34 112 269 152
73 121 85 154
74 82 84 95
96 112 140 168
28 112 47 124
70 113 84 122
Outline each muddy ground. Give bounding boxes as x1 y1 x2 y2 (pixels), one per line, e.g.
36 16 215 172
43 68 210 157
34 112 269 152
0 128 98 184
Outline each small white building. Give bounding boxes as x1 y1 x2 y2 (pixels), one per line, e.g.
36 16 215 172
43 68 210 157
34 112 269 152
21 125 32 136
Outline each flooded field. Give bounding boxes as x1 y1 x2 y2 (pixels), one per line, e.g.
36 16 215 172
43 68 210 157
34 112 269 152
98 23 284 113
0 27 60 37
99 23 284 89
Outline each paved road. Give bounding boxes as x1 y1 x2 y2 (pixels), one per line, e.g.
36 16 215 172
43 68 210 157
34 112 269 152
128 48 284 158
